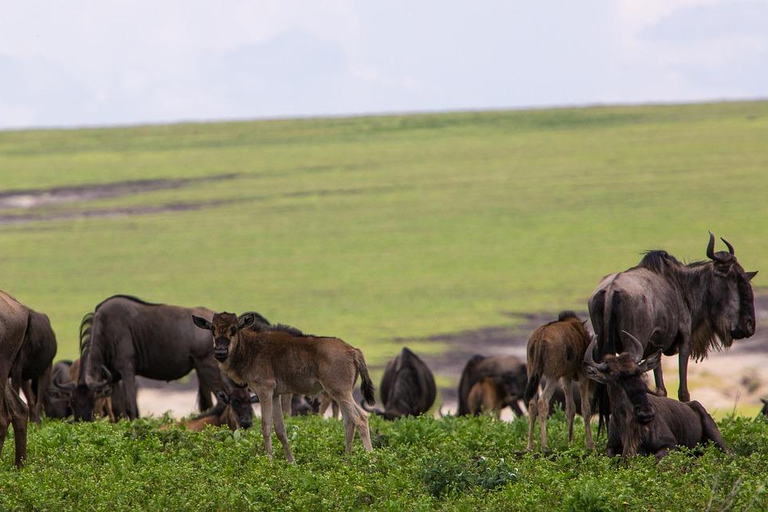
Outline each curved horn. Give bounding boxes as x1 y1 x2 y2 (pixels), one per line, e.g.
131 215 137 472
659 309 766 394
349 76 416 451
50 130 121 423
721 237 735 256
706 231 717 260
583 335 606 370
621 330 645 361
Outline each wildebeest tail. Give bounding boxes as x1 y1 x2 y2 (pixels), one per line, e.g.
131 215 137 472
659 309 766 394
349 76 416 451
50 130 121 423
597 291 622 435
354 349 376 406
523 341 544 404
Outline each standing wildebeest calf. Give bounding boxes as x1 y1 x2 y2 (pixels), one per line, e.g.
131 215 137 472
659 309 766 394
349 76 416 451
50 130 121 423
584 331 730 460
74 295 230 421
161 388 259 432
362 347 436 420
457 355 527 417
589 232 757 408
524 311 594 451
11 309 57 423
0 290 31 467
193 312 375 462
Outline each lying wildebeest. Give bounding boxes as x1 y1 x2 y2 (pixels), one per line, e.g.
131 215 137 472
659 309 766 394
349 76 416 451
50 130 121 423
71 295 236 421
0 290 31 467
457 355 527 417
584 331 730 460
160 387 258 432
589 233 757 407
362 347 436 420
11 309 57 423
48 358 120 421
193 312 375 462
525 311 594 450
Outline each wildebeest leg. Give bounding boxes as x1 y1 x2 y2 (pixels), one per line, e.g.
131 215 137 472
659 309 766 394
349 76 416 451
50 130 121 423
8 387 28 467
677 335 691 402
34 364 52 423
510 400 525 418
562 377 576 443
527 395 538 451
653 365 667 397
256 387 274 460
688 401 731 454
19 380 35 422
281 395 292 418
331 400 340 419
120 373 140 420
337 396 372 452
537 378 558 451
271 396 294 463
579 376 594 450
193 359 220 412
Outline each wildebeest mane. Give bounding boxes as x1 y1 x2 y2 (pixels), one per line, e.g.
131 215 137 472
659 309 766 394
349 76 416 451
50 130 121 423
636 250 684 274
268 324 307 337
94 294 164 311
79 312 95 356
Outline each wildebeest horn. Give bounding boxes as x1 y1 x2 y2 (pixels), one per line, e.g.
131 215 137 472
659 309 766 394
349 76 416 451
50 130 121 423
707 231 716 260
721 237 735 255
583 335 606 370
621 331 645 361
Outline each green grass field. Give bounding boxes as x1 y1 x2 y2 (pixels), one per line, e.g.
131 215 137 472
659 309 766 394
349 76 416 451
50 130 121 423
1 101 766 366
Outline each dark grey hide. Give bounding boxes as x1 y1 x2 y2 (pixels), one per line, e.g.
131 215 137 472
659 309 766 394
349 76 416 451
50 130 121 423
457 354 527 416
11 310 57 423
363 347 436 420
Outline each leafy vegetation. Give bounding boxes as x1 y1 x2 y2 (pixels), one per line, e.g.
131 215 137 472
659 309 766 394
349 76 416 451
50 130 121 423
1 413 767 510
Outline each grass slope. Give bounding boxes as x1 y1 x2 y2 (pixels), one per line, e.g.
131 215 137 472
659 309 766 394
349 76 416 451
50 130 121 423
0 101 766 364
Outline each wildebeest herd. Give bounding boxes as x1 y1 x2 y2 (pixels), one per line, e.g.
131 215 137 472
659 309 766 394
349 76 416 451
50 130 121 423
0 232 764 467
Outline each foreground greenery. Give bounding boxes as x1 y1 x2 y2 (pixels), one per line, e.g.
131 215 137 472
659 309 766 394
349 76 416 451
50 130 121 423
0 101 766 366
1 413 766 510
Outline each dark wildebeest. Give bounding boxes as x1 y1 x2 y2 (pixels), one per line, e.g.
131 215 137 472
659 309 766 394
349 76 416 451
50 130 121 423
193 312 375 462
44 360 75 419
584 331 730 460
589 233 757 410
74 295 232 421
760 398 768 418
11 310 57 423
457 355 527 417
48 358 121 421
362 347 436 420
524 311 595 451
160 388 259 432
467 375 521 417
0 290 31 467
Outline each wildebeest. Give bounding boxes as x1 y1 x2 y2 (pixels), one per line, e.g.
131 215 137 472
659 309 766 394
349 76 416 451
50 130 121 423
193 312 375 462
73 295 230 421
589 233 757 405
524 311 594 450
48 358 120 421
583 331 730 460
44 360 76 419
760 398 768 418
0 290 31 467
160 387 258 432
457 355 527 417
467 375 520 417
362 347 436 420
288 392 340 418
11 309 57 423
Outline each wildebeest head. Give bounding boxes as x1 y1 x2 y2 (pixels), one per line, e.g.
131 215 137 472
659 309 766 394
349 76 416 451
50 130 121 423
51 363 112 421
704 232 758 342
584 332 662 425
215 388 258 429
193 312 254 362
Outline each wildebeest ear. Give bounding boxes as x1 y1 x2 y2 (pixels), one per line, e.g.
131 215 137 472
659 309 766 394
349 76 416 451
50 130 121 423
237 313 256 331
583 363 608 384
216 390 229 404
746 271 758 281
192 315 213 331
250 394 260 404
639 350 663 373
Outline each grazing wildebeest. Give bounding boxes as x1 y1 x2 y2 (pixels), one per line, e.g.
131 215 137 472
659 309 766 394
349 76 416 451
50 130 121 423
74 295 229 421
524 311 594 451
44 360 75 419
48 358 120 421
11 309 57 423
362 347 436 420
0 290 30 467
584 331 730 460
160 388 258 432
760 398 768 418
457 355 527 417
193 312 375 462
589 233 757 408
467 375 522 418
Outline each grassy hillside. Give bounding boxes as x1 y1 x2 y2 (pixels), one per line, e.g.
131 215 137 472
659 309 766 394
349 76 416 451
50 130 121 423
0 101 766 363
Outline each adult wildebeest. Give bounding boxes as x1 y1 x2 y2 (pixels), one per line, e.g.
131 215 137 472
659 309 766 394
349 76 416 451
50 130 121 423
48 358 120 421
193 312 375 462
0 290 30 467
288 392 339 418
584 331 730 460
457 355 527 417
73 295 231 421
160 388 259 432
11 309 57 423
467 375 521 417
362 347 436 420
524 311 594 451
589 233 757 407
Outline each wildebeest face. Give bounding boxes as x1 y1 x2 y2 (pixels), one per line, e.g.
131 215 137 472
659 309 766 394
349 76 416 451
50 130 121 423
193 312 252 362
216 388 258 429
72 384 96 422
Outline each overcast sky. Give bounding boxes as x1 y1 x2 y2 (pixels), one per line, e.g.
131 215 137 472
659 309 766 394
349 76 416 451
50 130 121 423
1 0 766 130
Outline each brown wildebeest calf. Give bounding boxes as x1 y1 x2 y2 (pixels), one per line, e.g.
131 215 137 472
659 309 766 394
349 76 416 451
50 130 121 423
467 374 522 418
524 311 594 451
193 312 375 462
584 331 730 460
0 290 30 467
161 388 258 432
